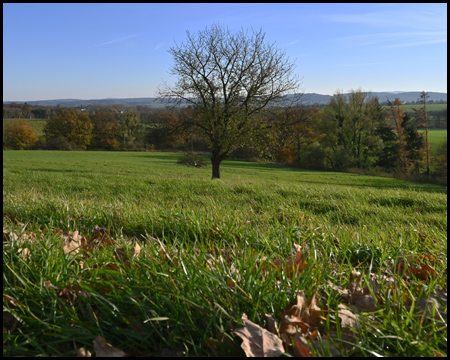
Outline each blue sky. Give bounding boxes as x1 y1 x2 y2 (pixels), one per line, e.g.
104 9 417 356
3 3 447 101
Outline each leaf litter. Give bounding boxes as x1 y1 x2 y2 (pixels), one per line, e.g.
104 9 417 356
3 221 447 356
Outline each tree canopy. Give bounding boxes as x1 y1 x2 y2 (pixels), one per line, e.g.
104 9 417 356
158 23 302 178
44 108 93 149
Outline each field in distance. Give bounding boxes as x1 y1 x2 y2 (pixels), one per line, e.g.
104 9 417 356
3 150 447 357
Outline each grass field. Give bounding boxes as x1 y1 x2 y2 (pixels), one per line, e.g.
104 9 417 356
3 151 447 357
419 129 447 153
382 103 447 112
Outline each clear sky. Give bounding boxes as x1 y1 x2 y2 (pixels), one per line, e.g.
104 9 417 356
3 3 447 101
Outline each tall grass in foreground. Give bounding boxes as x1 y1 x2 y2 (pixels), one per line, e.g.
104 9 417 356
3 151 447 356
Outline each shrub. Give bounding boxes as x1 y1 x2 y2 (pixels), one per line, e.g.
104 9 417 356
177 153 208 168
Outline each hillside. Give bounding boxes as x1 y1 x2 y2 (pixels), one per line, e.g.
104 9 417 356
3 92 446 107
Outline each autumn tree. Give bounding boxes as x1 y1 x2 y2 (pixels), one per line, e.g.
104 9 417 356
3 119 39 149
44 108 93 149
386 98 411 174
90 109 120 149
272 106 320 164
147 108 194 150
375 111 423 174
158 23 302 179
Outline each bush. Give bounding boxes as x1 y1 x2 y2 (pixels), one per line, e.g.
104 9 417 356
44 136 75 151
177 153 209 168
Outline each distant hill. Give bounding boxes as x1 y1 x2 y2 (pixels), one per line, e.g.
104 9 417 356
4 92 446 107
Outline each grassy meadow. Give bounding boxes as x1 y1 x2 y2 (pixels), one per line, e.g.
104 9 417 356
3 150 447 356
420 129 447 153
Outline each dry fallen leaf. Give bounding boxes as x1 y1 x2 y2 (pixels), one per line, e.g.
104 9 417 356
93 335 126 357
77 347 92 357
410 287 447 321
395 253 439 280
279 290 322 344
260 243 305 279
337 303 358 328
346 270 377 312
294 331 342 357
233 313 285 357
264 314 279 337
58 284 90 305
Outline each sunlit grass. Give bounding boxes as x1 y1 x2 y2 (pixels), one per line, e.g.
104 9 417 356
3 150 447 356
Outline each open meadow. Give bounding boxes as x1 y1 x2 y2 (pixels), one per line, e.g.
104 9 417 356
3 150 447 356
420 129 447 153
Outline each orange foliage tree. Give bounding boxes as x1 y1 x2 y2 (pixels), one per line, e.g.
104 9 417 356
386 98 411 174
3 119 39 149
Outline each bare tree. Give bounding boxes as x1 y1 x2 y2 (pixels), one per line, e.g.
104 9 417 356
158 23 303 179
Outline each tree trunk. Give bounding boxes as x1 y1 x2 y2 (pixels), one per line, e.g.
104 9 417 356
211 158 221 179
211 149 226 179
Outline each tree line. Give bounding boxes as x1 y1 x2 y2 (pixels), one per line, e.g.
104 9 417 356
3 90 447 181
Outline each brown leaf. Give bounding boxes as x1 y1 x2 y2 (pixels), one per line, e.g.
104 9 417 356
17 247 30 260
279 290 322 344
346 270 377 312
92 225 109 235
264 314 279 337
233 313 285 357
294 332 342 357
395 253 440 280
410 288 447 321
3 311 19 333
63 239 81 254
293 333 313 357
58 284 89 305
114 246 129 263
43 280 60 291
77 347 92 357
93 336 126 357
337 304 358 328
285 250 304 277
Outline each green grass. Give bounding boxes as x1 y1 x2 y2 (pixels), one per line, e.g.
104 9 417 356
382 104 447 112
3 150 447 357
419 129 447 153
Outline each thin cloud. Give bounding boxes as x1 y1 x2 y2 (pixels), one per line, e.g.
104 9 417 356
381 38 447 49
90 34 139 48
287 40 299 46
154 43 164 51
